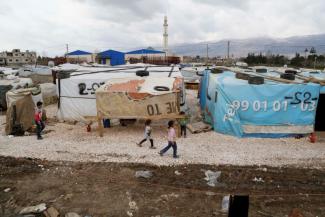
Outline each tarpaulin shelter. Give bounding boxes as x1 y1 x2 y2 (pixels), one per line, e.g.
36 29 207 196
5 88 39 135
199 69 322 137
95 77 183 136
55 64 186 122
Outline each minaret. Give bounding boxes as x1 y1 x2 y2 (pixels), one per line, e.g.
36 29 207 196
163 16 168 54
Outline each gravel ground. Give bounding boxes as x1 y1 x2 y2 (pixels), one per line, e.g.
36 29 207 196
1 104 325 168
1 88 325 168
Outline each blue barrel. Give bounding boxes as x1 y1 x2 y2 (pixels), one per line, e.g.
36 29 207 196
103 119 110 128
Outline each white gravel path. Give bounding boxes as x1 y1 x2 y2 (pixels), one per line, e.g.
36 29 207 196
1 104 325 168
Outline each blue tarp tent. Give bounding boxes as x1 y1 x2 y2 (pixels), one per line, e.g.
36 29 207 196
199 70 322 137
98 50 125 66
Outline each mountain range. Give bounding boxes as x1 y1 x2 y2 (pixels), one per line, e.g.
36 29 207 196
169 34 325 58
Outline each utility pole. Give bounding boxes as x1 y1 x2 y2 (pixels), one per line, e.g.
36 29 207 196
227 41 230 60
206 44 209 66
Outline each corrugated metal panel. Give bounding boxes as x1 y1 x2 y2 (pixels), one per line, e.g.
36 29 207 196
67 50 92 55
98 50 125 66
126 49 165 55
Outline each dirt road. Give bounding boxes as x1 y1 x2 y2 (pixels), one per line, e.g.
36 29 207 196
1 156 325 217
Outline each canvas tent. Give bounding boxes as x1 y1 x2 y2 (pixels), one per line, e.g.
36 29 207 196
5 88 38 135
0 76 33 110
56 64 185 122
200 69 322 137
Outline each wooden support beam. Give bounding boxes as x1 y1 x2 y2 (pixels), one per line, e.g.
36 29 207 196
97 112 104 137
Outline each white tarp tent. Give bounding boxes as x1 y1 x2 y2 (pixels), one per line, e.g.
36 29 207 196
56 64 185 122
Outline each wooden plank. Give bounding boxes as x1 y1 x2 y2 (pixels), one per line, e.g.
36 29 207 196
97 112 104 137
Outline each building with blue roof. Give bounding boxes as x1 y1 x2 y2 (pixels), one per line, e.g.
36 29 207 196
66 50 94 63
126 49 165 55
125 48 166 64
97 49 125 66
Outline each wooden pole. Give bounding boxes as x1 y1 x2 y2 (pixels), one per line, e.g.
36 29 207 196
97 111 104 137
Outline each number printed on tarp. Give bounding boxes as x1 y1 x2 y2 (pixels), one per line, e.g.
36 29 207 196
146 102 179 116
232 99 316 112
78 82 105 95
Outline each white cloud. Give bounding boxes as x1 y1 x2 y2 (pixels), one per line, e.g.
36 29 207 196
0 0 324 56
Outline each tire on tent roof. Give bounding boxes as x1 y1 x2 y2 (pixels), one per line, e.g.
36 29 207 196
285 69 297 74
210 68 223 74
280 73 295 80
235 72 250 80
136 70 149 77
154 86 170 91
256 68 267 73
248 76 264 85
57 71 71 79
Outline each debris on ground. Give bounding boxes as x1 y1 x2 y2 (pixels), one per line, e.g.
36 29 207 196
65 212 81 217
43 207 59 217
253 177 265 183
19 203 47 215
187 122 212 134
204 170 221 187
160 193 179 201
135 170 153 179
221 195 230 213
289 208 304 217
205 191 217 196
174 170 182 176
3 188 11 192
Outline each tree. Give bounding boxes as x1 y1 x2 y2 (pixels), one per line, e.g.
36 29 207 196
290 53 304 67
310 47 316 54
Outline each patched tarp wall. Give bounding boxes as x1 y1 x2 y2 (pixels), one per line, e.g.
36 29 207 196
5 92 35 135
199 70 321 137
56 66 185 122
96 77 180 119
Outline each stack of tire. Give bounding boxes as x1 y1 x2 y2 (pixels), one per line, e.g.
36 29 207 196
280 70 295 81
57 71 71 79
235 72 264 85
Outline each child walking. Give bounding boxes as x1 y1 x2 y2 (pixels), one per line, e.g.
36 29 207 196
137 119 156 149
159 120 179 158
178 111 189 138
34 101 45 140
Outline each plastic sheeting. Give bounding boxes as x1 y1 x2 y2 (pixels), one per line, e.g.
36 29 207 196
56 66 185 122
5 89 36 135
96 77 180 118
200 70 321 137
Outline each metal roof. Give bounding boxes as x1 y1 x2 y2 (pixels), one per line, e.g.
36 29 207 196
126 49 165 55
67 50 92 55
98 49 124 58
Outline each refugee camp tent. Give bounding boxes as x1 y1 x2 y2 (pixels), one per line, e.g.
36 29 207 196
200 69 322 137
300 71 325 131
96 77 182 119
0 76 33 110
56 64 185 122
5 88 38 135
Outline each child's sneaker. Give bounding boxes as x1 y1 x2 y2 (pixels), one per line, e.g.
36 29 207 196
173 155 180 159
150 146 157 149
158 152 163 156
